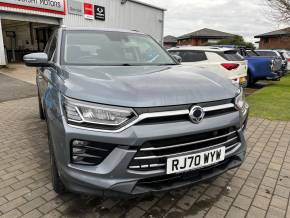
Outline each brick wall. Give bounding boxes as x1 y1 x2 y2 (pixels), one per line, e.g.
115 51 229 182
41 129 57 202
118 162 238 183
177 38 207 46
163 42 177 48
259 36 290 49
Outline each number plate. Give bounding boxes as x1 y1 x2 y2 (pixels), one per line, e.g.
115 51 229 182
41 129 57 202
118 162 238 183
166 147 226 174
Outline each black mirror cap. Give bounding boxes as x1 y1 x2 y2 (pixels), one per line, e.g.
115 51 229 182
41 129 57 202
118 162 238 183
23 53 51 67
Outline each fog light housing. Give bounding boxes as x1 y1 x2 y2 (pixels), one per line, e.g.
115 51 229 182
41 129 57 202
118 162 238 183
70 140 117 166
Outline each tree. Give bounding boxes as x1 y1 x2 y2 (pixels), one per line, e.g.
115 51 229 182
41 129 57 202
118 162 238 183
266 0 290 22
207 36 255 49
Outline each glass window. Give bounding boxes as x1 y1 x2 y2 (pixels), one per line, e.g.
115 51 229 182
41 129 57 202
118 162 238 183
219 50 244 61
168 50 207 62
62 30 176 66
255 51 278 57
245 50 258 56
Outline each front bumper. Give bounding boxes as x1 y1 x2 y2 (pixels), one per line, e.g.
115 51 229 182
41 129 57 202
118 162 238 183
266 71 281 81
61 151 245 197
48 109 248 197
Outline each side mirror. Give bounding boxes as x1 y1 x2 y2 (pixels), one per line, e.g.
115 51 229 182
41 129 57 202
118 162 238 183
23 53 50 67
171 55 182 63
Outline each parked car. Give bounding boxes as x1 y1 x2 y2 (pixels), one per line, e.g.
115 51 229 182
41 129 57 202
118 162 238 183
215 45 282 86
277 50 290 71
168 46 248 87
255 49 287 75
238 48 282 85
23 27 248 197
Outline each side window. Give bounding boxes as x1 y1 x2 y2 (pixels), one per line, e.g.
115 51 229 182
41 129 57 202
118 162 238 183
219 51 244 61
175 51 207 62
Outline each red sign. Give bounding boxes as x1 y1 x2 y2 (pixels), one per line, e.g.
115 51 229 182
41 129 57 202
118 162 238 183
84 2 93 20
0 0 66 15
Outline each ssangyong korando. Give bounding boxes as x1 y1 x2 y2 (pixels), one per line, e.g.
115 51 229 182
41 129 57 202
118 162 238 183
24 27 248 197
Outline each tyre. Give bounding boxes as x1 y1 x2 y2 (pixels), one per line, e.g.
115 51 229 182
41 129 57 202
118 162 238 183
38 92 45 120
48 130 66 195
247 72 256 87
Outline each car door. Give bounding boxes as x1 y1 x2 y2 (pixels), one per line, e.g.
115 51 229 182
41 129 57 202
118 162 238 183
37 32 58 105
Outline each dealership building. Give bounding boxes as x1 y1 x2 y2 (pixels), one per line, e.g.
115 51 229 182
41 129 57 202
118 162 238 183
0 0 165 65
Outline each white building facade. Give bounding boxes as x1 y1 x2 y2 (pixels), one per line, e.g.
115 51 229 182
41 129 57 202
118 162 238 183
0 0 165 65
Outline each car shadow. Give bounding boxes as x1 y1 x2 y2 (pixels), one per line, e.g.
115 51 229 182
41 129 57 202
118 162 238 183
245 81 273 96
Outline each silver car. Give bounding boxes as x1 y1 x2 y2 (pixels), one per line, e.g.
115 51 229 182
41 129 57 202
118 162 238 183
23 27 249 197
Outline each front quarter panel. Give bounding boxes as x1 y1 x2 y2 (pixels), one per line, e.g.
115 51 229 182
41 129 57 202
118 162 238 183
42 67 68 165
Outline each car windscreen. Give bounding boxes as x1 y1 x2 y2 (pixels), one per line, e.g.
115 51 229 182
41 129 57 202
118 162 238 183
62 30 176 66
246 50 258 56
255 51 278 57
219 50 244 61
168 50 207 62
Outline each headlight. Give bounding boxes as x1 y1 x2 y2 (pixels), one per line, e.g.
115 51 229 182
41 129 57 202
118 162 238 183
63 97 137 129
235 88 246 110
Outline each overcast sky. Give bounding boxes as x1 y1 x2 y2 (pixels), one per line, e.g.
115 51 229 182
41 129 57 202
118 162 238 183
141 0 287 43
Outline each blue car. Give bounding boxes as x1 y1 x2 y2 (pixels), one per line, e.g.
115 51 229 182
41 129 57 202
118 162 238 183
240 49 281 85
216 45 281 86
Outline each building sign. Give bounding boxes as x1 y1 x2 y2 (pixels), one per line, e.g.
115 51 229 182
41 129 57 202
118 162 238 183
94 5 105 21
84 2 93 20
68 0 82 16
0 0 66 15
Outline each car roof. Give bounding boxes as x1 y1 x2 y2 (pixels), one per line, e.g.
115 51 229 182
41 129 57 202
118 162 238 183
168 46 235 52
60 26 146 35
255 49 278 52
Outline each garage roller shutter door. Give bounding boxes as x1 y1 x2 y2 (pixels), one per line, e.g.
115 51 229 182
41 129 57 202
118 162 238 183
0 12 60 25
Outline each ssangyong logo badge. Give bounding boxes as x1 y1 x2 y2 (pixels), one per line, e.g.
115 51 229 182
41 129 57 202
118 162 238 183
189 106 205 124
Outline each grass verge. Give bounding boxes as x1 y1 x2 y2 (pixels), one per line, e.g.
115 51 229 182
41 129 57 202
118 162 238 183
247 74 290 121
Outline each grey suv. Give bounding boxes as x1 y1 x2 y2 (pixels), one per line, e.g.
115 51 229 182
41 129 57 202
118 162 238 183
24 27 248 197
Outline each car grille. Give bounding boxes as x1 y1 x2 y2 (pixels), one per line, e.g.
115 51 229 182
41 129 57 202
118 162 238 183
70 141 116 166
133 99 233 114
128 127 241 172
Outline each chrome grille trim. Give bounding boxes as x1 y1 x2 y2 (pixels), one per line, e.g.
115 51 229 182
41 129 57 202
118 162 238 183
203 103 235 112
134 138 239 160
128 127 242 172
129 163 166 170
225 142 242 156
128 143 241 171
140 130 236 151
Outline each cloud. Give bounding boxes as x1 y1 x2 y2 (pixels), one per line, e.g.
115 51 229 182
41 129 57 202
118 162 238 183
140 0 287 42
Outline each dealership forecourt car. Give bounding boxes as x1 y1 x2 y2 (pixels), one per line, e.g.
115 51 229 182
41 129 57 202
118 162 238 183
24 27 248 197
168 46 248 87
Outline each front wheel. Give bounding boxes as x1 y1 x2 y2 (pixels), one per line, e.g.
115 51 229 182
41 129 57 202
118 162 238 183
247 72 257 87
